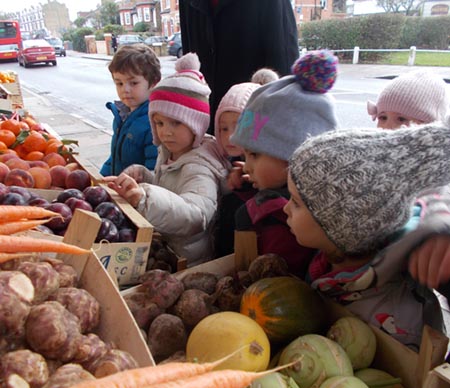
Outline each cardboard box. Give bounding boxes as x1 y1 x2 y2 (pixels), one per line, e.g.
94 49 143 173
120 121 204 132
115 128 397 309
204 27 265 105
123 230 450 387
0 72 24 110
34 209 154 367
30 186 153 287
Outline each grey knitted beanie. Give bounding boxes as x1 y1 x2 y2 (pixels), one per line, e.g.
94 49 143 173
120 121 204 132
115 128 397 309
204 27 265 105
230 50 339 161
367 70 449 123
289 117 450 256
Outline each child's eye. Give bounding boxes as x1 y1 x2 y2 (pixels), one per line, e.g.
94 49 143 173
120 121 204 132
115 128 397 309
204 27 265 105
398 116 408 123
220 127 229 133
377 115 387 121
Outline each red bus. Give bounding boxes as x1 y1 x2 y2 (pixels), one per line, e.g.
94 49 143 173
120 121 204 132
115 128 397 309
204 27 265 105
0 20 21 61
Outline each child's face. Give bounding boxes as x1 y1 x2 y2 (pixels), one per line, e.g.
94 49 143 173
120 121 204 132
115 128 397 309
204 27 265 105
112 72 153 112
242 149 288 190
152 113 195 161
284 174 337 254
218 111 243 157
376 111 423 130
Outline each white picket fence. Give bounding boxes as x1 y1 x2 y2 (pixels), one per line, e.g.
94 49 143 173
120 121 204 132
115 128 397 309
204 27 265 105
300 46 450 65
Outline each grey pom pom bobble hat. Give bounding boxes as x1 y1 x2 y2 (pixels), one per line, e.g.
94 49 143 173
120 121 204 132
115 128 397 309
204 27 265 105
289 117 450 256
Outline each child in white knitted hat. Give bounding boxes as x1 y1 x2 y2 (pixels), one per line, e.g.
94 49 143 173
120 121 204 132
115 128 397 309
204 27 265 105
367 70 449 129
285 119 450 349
104 53 228 267
228 51 339 277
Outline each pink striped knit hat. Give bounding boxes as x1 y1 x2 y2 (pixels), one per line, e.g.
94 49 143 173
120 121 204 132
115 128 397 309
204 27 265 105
149 52 211 147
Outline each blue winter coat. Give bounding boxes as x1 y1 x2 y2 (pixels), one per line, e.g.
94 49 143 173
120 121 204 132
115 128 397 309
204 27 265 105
100 100 158 176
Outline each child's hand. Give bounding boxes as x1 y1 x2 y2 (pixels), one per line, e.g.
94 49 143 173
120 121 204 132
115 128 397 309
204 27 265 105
409 235 450 289
103 173 144 208
227 161 249 190
122 164 153 183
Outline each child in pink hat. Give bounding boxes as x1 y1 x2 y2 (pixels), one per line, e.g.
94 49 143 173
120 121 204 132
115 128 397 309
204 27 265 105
367 70 449 129
105 53 228 267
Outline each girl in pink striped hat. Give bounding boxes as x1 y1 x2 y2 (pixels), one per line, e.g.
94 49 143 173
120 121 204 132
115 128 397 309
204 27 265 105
105 53 228 267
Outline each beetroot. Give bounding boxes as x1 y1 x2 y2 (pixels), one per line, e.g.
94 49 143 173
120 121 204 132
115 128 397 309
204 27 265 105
139 269 184 309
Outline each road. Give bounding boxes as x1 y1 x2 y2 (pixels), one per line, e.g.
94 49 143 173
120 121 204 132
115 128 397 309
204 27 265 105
1 54 385 131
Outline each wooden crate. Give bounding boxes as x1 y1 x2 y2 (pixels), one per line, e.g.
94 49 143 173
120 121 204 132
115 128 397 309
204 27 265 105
37 209 154 367
0 72 24 110
30 185 153 287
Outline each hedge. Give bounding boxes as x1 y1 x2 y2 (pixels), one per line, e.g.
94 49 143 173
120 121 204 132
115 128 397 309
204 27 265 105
300 14 450 53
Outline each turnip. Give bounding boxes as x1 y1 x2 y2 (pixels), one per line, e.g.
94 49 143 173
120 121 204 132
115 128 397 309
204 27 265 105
251 372 300 387
0 349 49 387
170 289 215 327
25 301 82 362
181 272 218 295
42 363 95 388
48 287 100 333
139 269 184 309
17 261 60 303
319 376 369 388
91 349 139 378
354 368 403 388
326 317 376 370
147 313 187 361
73 333 112 374
278 334 353 388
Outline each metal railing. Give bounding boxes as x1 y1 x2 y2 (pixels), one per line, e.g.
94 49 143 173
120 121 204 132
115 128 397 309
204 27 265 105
300 46 450 65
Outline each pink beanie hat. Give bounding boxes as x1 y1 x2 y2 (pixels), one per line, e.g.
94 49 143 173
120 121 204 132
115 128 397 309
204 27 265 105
367 70 449 123
149 52 211 147
214 82 261 155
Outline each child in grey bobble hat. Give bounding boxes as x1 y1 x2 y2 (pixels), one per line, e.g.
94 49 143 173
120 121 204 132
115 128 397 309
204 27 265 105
285 118 450 349
228 50 339 277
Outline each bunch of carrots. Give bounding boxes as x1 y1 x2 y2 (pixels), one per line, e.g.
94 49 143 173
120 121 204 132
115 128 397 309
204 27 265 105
0 205 90 263
71 348 296 388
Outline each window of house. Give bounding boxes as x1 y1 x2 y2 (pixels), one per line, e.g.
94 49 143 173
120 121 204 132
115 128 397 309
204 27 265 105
164 0 170 9
143 7 151 22
137 7 143 22
125 12 131 25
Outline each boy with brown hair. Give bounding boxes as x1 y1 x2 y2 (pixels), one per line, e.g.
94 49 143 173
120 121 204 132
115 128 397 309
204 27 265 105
100 43 161 176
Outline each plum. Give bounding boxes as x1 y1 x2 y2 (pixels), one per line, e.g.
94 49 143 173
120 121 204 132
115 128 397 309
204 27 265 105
45 203 73 231
83 186 111 208
118 228 136 242
57 188 85 203
65 197 93 213
95 218 119 243
28 197 51 207
0 192 27 205
8 186 32 203
94 202 125 228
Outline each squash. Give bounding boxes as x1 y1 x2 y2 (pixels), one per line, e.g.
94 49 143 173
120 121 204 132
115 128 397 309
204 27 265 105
186 311 270 372
240 276 327 344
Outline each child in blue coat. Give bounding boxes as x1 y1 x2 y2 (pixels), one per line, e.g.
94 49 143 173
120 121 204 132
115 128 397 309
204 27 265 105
100 44 161 176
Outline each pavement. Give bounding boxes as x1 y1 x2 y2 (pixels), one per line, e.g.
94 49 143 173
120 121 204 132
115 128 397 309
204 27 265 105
20 50 450 174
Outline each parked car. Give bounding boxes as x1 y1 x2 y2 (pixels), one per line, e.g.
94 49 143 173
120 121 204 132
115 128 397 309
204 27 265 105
144 36 166 46
18 39 57 68
44 37 66 57
118 35 144 47
167 32 182 58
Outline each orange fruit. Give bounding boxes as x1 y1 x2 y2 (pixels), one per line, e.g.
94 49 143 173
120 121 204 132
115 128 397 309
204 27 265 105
23 131 47 153
45 139 64 155
0 142 7 152
13 144 29 159
0 130 16 148
24 151 44 161
1 119 23 136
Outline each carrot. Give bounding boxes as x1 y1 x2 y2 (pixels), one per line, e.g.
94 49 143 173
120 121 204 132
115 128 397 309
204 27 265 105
0 253 38 264
145 364 296 388
0 235 90 256
70 348 250 388
0 206 60 222
0 219 51 235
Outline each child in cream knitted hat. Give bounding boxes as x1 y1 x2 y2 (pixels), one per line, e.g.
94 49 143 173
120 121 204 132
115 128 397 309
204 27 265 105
367 70 450 129
285 118 450 348
105 53 228 267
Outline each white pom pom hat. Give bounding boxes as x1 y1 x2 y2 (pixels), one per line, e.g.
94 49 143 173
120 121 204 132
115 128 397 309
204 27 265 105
149 52 211 147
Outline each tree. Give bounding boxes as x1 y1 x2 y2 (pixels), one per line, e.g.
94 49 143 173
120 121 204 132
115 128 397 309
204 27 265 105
100 0 119 27
133 22 150 33
74 17 87 28
376 0 423 15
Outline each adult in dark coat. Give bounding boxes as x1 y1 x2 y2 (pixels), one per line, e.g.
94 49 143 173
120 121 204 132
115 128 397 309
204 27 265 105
179 0 299 134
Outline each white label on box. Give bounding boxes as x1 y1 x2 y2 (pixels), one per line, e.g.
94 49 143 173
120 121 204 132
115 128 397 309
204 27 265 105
96 242 149 286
